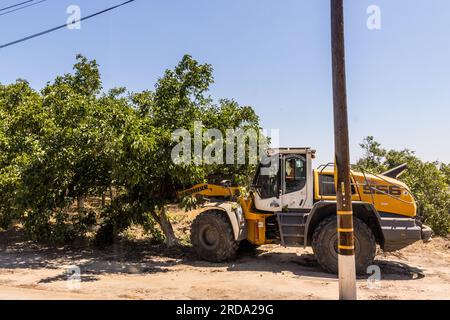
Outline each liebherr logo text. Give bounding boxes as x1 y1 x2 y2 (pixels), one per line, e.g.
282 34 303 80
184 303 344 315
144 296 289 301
179 184 209 197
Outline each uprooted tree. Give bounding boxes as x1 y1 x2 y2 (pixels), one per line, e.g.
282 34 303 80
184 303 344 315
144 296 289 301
0 54 260 246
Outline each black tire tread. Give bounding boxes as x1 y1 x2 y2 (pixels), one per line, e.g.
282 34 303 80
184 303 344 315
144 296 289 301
312 216 376 275
191 210 239 262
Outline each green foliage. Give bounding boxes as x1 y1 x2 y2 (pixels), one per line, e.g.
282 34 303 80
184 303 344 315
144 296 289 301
179 195 202 212
0 54 260 246
441 163 450 186
356 136 450 236
356 136 387 173
99 55 260 245
0 55 119 243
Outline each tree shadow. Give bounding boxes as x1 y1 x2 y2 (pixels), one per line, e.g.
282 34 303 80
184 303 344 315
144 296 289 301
0 228 184 284
38 273 99 284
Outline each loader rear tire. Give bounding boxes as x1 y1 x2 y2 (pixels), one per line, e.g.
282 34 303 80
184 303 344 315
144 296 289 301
312 216 376 275
191 211 239 262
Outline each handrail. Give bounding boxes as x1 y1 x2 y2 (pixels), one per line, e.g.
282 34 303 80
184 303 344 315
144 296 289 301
360 169 376 207
317 163 334 201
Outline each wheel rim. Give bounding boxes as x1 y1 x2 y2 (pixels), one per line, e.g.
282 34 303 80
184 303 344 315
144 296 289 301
328 233 361 259
199 224 220 249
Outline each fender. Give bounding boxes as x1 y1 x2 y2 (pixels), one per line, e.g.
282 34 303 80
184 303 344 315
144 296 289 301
304 200 384 246
202 202 247 241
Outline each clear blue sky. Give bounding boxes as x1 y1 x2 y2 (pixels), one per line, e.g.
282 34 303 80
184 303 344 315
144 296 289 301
1 0 449 165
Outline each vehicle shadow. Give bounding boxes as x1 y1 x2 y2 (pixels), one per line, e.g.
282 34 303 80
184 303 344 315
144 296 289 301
183 249 425 281
0 228 425 283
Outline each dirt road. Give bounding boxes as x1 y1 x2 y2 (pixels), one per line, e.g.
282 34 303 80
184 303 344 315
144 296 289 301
0 227 449 300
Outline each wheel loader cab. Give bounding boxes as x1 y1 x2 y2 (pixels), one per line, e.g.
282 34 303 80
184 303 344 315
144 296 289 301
252 148 315 212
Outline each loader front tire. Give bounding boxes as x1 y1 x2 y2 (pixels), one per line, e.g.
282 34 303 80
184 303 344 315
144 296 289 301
191 211 239 262
312 216 376 275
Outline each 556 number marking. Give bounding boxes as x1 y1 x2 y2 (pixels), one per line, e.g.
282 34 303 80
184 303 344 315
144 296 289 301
363 185 402 196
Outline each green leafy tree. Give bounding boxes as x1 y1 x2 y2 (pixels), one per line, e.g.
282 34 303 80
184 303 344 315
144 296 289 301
0 80 45 229
440 163 450 187
0 55 117 242
356 136 387 173
0 54 260 246
97 55 260 246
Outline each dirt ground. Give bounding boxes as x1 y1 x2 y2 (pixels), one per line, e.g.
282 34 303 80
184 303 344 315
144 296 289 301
0 214 449 300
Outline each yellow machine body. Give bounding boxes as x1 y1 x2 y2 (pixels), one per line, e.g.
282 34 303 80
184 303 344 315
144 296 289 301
178 183 241 199
314 169 417 217
183 149 429 271
179 148 429 250
182 169 417 246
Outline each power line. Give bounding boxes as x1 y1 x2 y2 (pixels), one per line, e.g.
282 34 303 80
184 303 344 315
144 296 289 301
0 0 137 49
0 0 47 17
0 0 34 11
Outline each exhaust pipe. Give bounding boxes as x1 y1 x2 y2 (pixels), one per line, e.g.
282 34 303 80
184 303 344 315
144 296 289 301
382 163 408 179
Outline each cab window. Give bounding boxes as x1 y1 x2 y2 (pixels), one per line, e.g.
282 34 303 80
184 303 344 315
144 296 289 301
284 157 307 194
318 174 357 196
255 162 280 199
319 175 335 196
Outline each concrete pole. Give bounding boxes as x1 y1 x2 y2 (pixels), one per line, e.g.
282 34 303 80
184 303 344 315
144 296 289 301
330 0 357 300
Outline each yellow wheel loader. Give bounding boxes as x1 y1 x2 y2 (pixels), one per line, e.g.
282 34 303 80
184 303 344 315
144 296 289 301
182 148 432 275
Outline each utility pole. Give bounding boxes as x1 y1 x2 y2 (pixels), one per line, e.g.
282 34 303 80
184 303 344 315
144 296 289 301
330 0 357 300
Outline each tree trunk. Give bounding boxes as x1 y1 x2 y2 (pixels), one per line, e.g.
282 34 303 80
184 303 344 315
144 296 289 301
77 196 85 210
109 187 114 201
157 206 179 247
101 193 106 208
